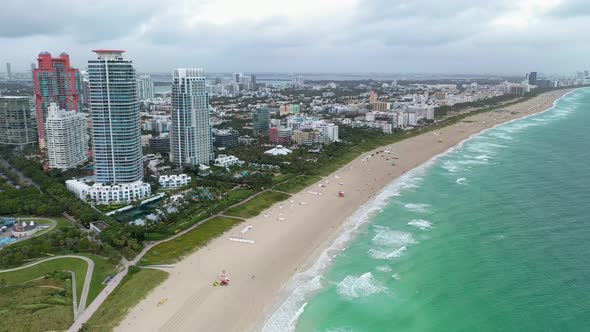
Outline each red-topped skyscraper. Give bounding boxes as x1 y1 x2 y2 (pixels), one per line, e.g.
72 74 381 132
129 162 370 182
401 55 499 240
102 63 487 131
33 52 82 147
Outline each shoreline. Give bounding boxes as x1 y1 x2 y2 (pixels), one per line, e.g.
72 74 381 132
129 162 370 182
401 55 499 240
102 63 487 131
260 87 579 331
117 88 574 332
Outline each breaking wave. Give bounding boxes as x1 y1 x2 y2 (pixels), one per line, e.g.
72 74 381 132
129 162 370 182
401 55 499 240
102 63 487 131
408 219 433 230
404 203 431 213
336 272 388 299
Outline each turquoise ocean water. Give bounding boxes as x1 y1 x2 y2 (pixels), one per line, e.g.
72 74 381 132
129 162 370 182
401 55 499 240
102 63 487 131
263 88 590 332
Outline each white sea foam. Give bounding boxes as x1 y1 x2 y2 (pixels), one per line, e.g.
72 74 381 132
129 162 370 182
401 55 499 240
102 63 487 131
372 229 416 246
466 142 507 154
456 159 487 166
456 177 467 185
408 219 433 230
336 272 388 299
404 203 431 213
376 266 393 272
488 132 513 140
473 154 492 160
532 118 547 123
400 176 423 190
287 303 308 331
499 121 541 133
368 246 407 259
261 88 583 332
441 161 461 173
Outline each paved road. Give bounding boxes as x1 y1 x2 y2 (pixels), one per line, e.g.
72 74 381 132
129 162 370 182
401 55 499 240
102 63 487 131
0 158 41 192
0 255 94 319
65 270 79 318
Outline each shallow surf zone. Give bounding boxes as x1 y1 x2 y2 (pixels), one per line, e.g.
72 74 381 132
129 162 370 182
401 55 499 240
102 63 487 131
408 219 433 230
260 137 476 332
336 272 388 299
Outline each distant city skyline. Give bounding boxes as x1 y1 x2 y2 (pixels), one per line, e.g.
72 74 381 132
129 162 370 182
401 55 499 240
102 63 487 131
1 0 589 74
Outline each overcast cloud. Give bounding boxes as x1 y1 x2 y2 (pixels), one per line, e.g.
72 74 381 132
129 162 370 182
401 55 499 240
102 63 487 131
1 0 588 74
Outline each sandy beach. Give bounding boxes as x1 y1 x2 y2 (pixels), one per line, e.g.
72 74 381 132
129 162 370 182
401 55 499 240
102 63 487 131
117 89 571 332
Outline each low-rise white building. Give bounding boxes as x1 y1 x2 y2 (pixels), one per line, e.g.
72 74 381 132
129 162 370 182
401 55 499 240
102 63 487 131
213 155 243 167
11 221 40 238
264 145 292 156
66 179 151 205
159 174 192 188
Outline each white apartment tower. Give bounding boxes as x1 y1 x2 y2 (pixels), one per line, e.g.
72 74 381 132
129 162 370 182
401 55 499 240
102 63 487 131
45 103 88 169
170 68 213 165
137 74 154 100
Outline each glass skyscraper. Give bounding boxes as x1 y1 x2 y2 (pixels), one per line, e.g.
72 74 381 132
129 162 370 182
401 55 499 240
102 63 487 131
0 96 38 148
88 50 143 184
252 108 271 136
170 68 213 166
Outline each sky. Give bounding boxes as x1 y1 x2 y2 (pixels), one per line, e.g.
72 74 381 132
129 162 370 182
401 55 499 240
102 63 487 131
1 0 589 75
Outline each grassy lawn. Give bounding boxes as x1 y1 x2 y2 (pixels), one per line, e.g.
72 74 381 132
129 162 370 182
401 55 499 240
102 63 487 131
224 188 256 204
272 173 296 184
224 191 291 219
273 175 322 193
84 268 169 332
139 216 243 266
143 208 210 241
0 254 116 308
28 217 63 236
0 257 87 305
0 277 74 331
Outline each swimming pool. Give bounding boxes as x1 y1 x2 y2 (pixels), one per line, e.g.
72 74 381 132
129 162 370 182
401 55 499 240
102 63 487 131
0 237 17 247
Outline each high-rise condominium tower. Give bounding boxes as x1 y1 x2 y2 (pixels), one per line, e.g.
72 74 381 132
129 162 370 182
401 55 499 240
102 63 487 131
33 52 82 146
528 72 538 85
6 62 12 80
170 68 213 166
0 96 38 148
137 74 154 100
252 108 270 136
88 50 143 184
45 103 88 170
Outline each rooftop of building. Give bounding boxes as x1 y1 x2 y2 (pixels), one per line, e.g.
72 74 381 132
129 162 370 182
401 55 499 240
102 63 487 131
0 96 31 99
92 49 125 54
173 68 205 78
12 221 38 232
90 221 109 232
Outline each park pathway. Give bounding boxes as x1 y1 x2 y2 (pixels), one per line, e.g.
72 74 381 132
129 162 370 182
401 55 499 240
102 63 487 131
0 255 94 318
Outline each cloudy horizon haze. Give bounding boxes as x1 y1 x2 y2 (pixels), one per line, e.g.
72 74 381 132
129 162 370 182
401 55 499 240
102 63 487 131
1 0 589 75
